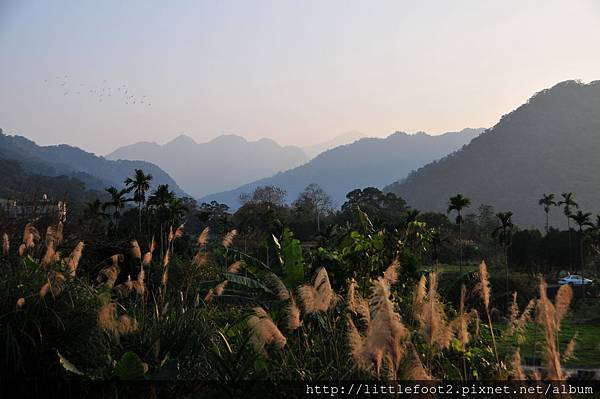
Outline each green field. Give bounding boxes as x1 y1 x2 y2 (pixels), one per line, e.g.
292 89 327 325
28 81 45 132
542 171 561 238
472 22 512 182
427 264 600 369
497 317 600 369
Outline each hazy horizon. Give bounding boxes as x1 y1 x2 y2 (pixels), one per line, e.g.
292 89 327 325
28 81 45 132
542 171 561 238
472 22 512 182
1 0 599 154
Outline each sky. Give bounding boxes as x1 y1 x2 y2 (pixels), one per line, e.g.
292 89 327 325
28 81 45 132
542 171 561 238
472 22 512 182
0 0 599 155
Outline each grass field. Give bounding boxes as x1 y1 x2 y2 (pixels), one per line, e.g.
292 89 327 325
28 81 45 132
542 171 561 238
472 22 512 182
426 264 600 369
497 317 600 369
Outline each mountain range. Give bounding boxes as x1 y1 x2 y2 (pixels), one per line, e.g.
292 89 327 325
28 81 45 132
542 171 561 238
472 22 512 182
107 134 308 198
302 131 365 159
385 80 600 228
0 130 187 197
201 128 484 209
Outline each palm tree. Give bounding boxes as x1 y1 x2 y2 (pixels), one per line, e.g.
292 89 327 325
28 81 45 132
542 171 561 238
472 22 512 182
148 184 175 210
148 184 176 256
102 187 131 227
538 193 556 233
569 210 593 275
447 194 471 273
558 192 579 269
492 211 515 309
82 199 110 231
405 208 420 224
166 197 188 226
124 169 153 232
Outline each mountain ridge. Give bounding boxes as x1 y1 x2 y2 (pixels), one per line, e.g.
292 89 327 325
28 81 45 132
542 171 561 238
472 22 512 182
302 131 365 159
200 128 484 209
106 133 309 198
0 130 188 197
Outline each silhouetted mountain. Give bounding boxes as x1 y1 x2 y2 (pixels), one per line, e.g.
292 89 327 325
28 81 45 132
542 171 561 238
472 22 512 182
0 130 187 196
302 131 365 159
201 128 483 209
0 157 101 203
107 134 308 198
385 80 600 228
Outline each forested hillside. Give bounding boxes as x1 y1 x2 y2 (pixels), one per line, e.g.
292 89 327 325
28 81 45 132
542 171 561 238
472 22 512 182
386 80 600 228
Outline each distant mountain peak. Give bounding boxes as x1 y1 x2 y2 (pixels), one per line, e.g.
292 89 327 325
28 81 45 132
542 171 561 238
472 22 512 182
208 134 248 145
106 133 308 198
256 137 279 146
302 131 366 158
387 131 411 139
166 134 197 146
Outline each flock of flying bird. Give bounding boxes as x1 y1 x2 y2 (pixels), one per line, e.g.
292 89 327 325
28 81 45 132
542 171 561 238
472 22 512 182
43 75 152 107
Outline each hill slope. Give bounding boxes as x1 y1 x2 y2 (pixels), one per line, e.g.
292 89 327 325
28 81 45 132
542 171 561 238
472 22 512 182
0 130 187 196
107 134 308 198
0 157 101 203
201 128 483 209
302 131 365 159
385 80 600 228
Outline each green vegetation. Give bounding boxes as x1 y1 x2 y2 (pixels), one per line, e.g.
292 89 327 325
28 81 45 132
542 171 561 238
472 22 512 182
498 318 600 369
2 167 600 394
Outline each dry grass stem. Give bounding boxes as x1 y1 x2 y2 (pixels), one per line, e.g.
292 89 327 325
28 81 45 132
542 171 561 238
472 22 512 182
563 332 578 361
511 349 527 380
66 241 85 277
2 233 9 256
286 296 302 330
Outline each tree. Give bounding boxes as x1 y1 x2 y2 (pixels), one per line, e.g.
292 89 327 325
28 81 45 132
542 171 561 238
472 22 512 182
340 187 407 229
428 227 448 270
166 197 188 226
558 192 578 269
147 184 176 256
538 193 556 233
240 186 287 208
569 210 593 274
124 169 153 232
447 194 471 273
82 199 109 231
292 183 333 232
492 211 515 308
404 209 427 254
102 187 130 227
147 184 175 210
198 201 231 235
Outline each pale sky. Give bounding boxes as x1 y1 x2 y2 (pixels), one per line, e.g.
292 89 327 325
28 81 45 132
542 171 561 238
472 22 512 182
1 0 599 154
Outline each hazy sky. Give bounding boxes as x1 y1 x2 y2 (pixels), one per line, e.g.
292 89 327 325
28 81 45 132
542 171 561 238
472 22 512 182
1 0 599 155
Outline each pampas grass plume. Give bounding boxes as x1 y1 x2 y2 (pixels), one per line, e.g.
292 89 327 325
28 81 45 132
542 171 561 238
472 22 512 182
130 240 141 259
247 307 287 357
222 229 238 248
198 227 209 246
2 233 9 256
67 241 85 277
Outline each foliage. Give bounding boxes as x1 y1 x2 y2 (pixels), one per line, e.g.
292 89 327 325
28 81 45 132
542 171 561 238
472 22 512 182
2 166 600 392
